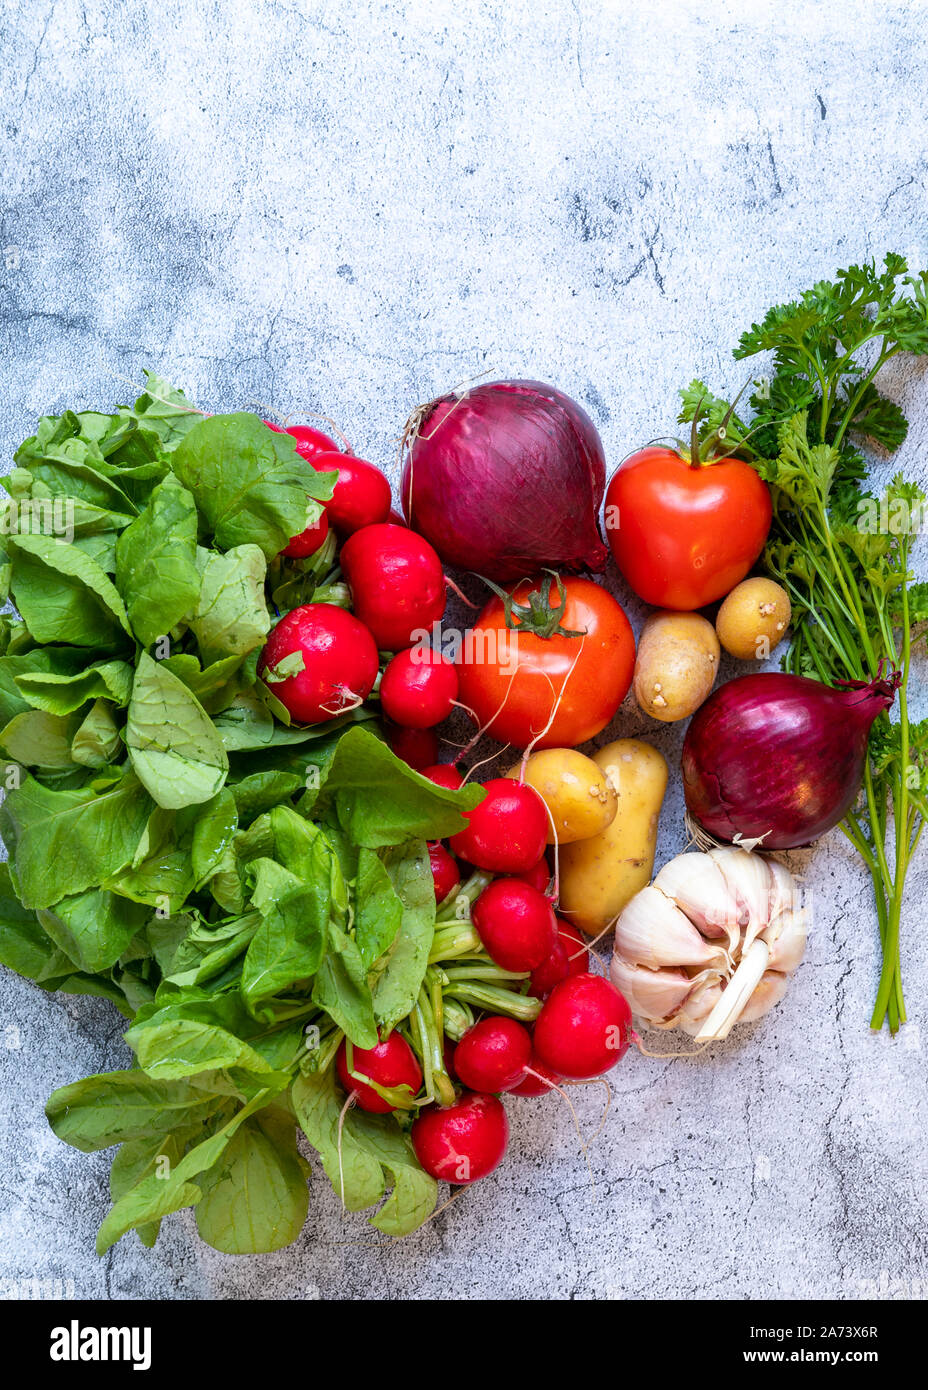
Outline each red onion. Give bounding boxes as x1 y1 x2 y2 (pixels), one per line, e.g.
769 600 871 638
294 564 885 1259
401 380 607 582
682 671 899 849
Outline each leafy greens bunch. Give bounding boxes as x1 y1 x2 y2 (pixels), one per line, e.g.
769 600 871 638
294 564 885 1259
0 376 525 1253
680 254 928 1031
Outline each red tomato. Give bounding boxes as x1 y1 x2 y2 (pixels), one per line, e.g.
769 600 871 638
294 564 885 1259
605 447 772 609
457 576 634 750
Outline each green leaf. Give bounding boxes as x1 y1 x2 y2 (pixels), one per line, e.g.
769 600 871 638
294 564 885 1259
317 726 483 847
15 659 134 714
114 476 201 646
124 1016 275 1080
46 1070 228 1153
71 699 122 767
37 888 149 974
292 1067 386 1211
350 1109 438 1236
171 412 335 559
189 544 270 666
0 708 81 767
0 770 153 909
229 771 302 825
355 848 403 970
0 862 63 980
110 1127 195 1249
103 805 197 911
0 648 95 725
7 532 133 647
292 1069 436 1232
194 1110 310 1253
117 372 206 451
126 652 229 809
371 842 436 1032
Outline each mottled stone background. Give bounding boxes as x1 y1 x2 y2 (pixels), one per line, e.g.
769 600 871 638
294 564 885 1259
1 0 927 1301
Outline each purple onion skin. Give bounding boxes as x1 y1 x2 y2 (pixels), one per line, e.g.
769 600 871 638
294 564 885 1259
682 672 898 849
401 380 608 582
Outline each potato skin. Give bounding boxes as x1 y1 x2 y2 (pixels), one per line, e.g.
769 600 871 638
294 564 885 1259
633 610 720 722
557 739 668 935
715 577 791 661
506 748 617 844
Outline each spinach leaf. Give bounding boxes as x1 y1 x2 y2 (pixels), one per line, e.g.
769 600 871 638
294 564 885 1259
171 412 335 559
110 1127 196 1249
37 888 150 974
117 372 206 451
372 842 436 1032
46 1069 228 1152
7 533 133 648
114 476 201 646
355 848 403 970
293 1068 436 1232
194 1110 310 1254
124 1016 276 1080
15 658 134 714
126 652 228 808
318 726 483 846
189 544 270 665
0 770 153 909
71 699 122 767
0 708 81 767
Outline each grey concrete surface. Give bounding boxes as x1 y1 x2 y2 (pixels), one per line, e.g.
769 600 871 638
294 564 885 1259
1 0 928 1301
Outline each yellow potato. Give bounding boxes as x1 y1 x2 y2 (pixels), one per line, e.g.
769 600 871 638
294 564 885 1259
506 747 617 844
716 577 791 661
557 739 668 935
633 610 720 722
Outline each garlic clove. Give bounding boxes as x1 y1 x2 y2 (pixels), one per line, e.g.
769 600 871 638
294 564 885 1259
766 908 808 973
766 857 802 924
709 848 774 950
737 970 790 1022
614 885 729 971
652 852 741 946
678 971 725 1026
609 954 694 1024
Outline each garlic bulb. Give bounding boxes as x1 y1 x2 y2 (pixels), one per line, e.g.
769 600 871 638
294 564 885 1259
611 848 808 1040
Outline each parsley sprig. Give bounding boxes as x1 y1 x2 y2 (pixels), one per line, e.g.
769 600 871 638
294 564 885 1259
679 255 928 1032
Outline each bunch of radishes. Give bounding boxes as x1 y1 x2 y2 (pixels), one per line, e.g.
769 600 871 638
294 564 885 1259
261 418 632 1190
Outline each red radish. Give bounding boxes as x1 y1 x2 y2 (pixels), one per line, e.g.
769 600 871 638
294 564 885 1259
264 419 339 459
448 778 547 873
380 648 459 729
309 451 392 536
336 1033 423 1114
387 723 439 770
428 841 460 903
556 918 589 976
533 973 631 1080
514 857 552 895
340 523 446 652
453 1017 532 1093
411 1091 508 1184
529 922 587 997
510 1053 563 1096
529 938 570 998
471 878 557 972
420 763 465 790
259 604 378 724
282 508 329 559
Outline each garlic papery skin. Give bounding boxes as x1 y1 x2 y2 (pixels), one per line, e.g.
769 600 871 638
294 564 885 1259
653 852 741 949
613 885 728 971
610 848 806 1040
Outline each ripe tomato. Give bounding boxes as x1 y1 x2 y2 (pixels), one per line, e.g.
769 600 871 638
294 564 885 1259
605 447 772 609
457 576 634 750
